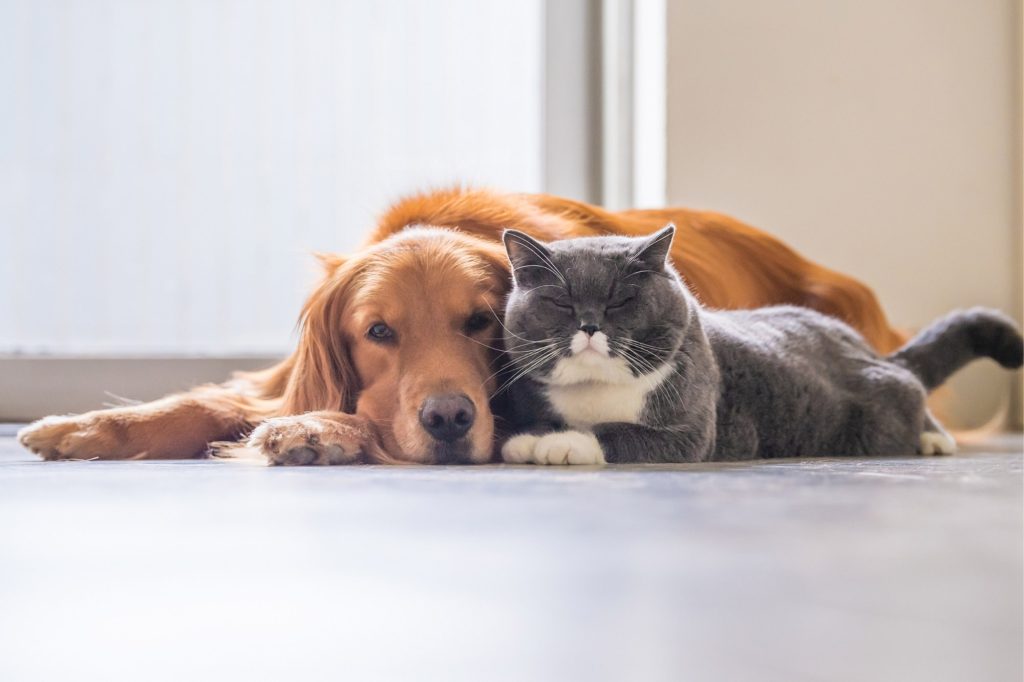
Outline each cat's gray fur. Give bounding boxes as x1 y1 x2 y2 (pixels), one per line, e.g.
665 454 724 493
499 226 1023 463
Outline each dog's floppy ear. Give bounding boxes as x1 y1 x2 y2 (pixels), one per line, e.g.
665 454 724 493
313 251 347 275
502 229 560 286
631 223 676 272
281 262 361 414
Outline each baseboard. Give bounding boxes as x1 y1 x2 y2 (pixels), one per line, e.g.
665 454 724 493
0 356 282 421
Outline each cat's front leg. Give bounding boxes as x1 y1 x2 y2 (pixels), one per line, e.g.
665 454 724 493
593 422 713 463
502 430 606 465
919 410 956 456
502 422 714 465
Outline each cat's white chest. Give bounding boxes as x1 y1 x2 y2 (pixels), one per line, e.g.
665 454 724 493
543 353 673 430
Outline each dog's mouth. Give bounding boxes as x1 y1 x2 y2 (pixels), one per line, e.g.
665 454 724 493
430 438 475 465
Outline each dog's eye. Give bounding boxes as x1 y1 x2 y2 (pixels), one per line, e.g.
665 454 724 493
465 312 492 334
367 322 394 342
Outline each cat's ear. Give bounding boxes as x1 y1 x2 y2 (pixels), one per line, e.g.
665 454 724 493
632 223 676 271
502 229 556 285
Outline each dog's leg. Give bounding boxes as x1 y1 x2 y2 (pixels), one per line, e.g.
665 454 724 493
246 411 383 465
17 385 261 461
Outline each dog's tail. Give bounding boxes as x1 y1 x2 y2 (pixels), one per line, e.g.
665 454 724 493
888 308 1023 392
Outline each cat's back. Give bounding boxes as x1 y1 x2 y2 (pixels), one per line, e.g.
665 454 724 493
705 304 873 368
702 305 903 459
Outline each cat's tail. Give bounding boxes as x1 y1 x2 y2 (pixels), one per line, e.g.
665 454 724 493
887 308 1023 392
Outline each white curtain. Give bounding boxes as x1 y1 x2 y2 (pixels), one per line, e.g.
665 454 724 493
0 0 543 355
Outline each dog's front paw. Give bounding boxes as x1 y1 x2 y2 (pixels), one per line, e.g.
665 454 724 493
17 416 86 460
502 430 605 466
18 414 133 460
248 413 367 466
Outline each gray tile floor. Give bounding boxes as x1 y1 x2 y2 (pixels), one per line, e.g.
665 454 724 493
1 427 1021 682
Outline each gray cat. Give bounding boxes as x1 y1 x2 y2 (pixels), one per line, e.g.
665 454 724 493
498 225 1023 465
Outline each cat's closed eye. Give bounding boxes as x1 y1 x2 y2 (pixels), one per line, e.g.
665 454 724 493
607 296 636 311
541 296 573 311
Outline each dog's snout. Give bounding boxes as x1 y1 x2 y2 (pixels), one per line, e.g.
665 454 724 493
419 393 475 442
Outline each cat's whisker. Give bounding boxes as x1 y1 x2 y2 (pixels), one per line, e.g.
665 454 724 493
655 370 685 409
457 333 507 353
507 345 560 359
460 331 560 355
513 263 569 287
622 269 660 280
493 343 566 396
515 239 568 286
620 337 670 350
479 363 513 393
505 336 562 349
479 341 565 392
651 369 682 409
492 359 547 397
617 337 673 353
608 339 685 410
514 239 567 281
480 298 552 345
528 284 569 293
610 337 675 358
611 337 658 360
512 342 567 377
614 344 659 377
611 342 684 407
611 344 644 372
506 347 553 355
624 345 684 408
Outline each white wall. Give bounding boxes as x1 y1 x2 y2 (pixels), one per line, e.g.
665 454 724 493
0 0 543 356
666 0 1022 428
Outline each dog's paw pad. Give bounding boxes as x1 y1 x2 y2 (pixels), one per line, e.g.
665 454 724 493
248 415 364 466
275 446 320 466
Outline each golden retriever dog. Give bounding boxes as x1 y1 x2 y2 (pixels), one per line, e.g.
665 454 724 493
18 188 903 465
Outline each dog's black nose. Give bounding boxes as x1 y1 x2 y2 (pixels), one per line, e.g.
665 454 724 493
419 393 475 442
579 323 600 336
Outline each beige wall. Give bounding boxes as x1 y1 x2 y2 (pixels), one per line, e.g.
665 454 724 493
666 0 1023 428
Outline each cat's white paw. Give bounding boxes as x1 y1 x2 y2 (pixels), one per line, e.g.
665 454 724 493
534 431 606 465
502 431 606 465
502 434 540 464
919 430 957 456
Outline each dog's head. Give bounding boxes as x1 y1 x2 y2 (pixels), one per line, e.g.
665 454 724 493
282 228 510 464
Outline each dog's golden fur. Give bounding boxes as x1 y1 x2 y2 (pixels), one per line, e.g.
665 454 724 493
18 188 903 464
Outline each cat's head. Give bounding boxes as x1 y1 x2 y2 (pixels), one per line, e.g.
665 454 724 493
501 225 693 386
